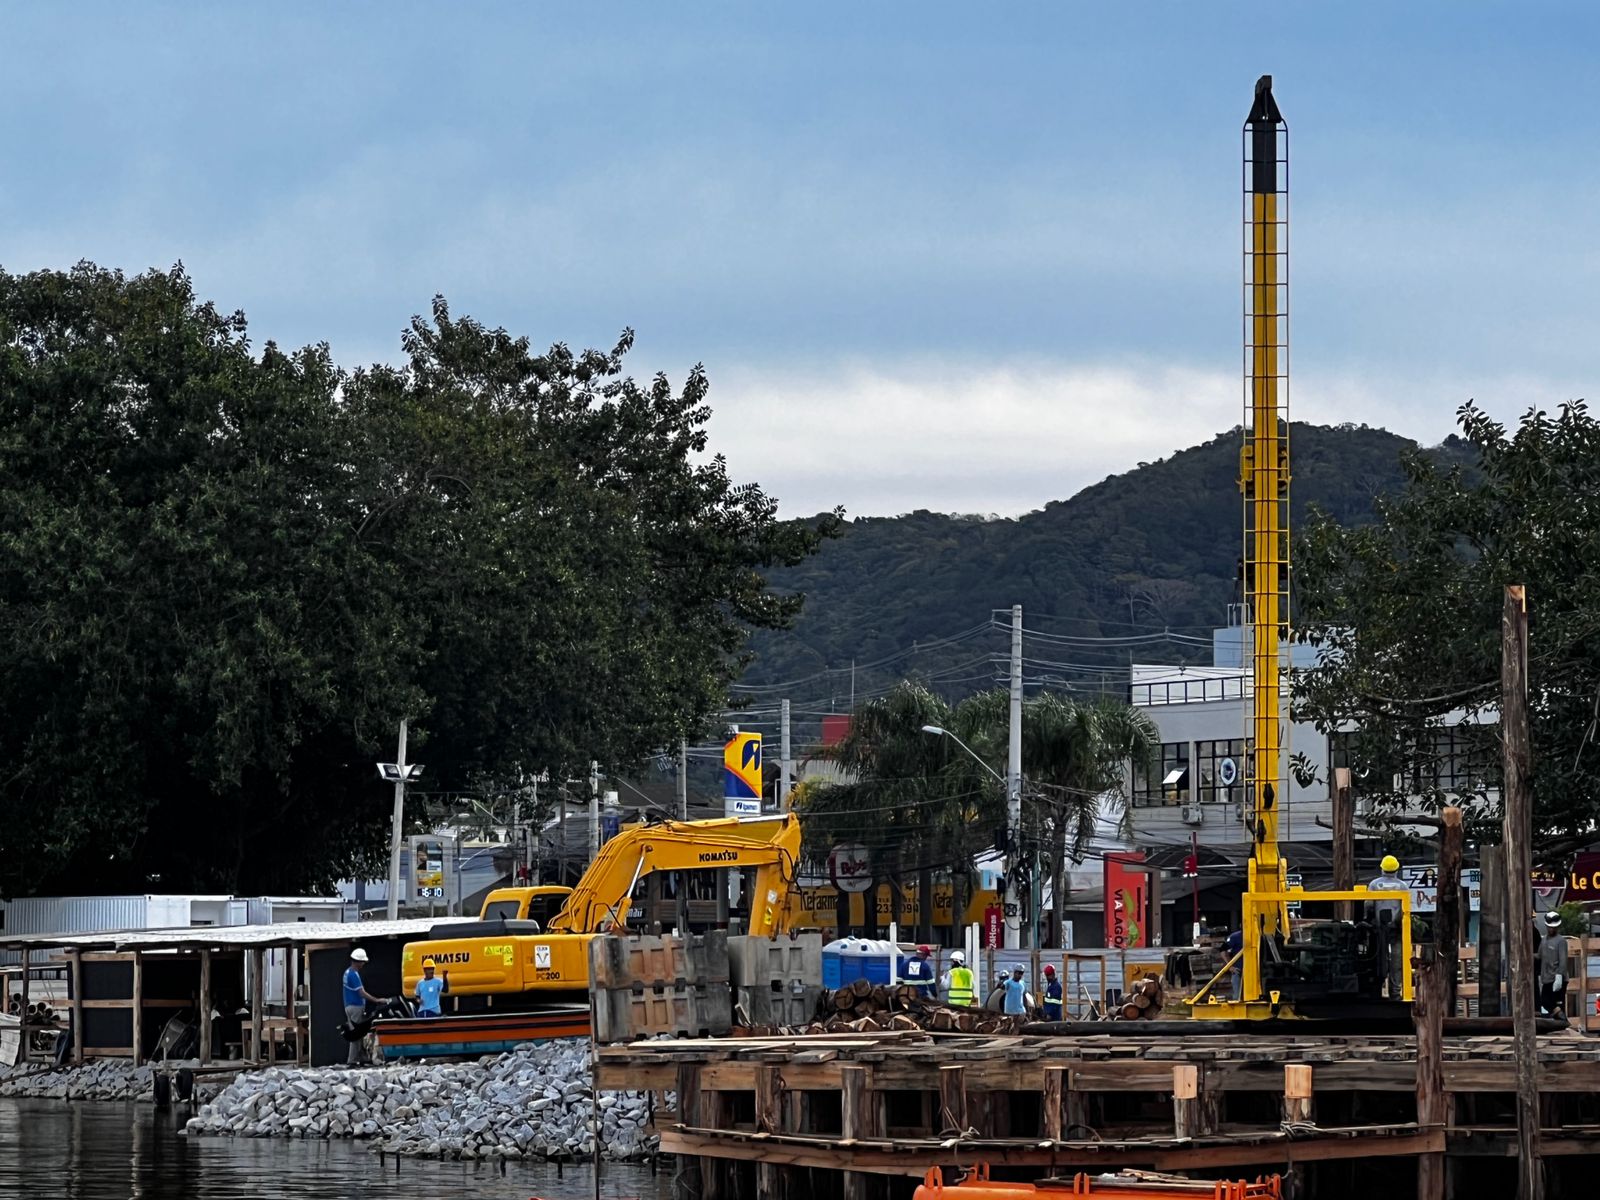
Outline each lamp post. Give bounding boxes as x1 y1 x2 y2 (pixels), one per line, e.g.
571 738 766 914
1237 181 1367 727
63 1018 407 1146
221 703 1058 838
922 724 1025 948
377 719 425 920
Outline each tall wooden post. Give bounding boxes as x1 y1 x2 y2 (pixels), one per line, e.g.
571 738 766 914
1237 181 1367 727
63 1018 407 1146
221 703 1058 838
18 948 29 1060
1331 767 1355 921
130 951 144 1067
1416 807 1462 1200
939 1064 968 1136
1480 844 1505 1017
249 947 265 1065
1500 585 1542 1200
68 950 83 1065
1438 808 1464 1017
198 949 213 1066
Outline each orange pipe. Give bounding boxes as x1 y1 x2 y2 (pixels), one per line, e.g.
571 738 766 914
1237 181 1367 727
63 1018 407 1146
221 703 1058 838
912 1165 1283 1200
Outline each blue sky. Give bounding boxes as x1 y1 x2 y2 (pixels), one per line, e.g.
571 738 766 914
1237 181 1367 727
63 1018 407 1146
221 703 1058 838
5 4 1598 516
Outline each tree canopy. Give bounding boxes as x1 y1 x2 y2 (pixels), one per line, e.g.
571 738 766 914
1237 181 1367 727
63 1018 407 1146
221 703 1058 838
1295 401 1600 854
0 263 837 896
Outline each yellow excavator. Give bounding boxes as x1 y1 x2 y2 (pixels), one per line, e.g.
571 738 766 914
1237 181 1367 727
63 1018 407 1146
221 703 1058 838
1189 76 1412 1021
401 813 802 1005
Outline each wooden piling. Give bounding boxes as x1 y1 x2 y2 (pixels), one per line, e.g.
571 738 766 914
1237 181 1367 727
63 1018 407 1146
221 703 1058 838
131 950 144 1067
675 1062 703 1196
1282 1064 1314 1124
1500 584 1542 1200
1417 806 1464 1200
198 949 212 1065
1172 1064 1217 1139
755 1065 787 1200
841 1064 879 1200
248 947 265 1065
68 949 83 1065
939 1064 968 1136
1041 1065 1067 1140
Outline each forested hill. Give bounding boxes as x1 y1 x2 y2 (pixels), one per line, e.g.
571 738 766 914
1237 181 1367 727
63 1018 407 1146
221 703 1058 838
742 423 1467 706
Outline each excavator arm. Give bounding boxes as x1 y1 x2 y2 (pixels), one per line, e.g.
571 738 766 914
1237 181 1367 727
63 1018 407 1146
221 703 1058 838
547 814 802 935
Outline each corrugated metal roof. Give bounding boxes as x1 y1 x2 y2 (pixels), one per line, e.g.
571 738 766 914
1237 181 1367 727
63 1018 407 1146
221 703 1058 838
0 916 473 953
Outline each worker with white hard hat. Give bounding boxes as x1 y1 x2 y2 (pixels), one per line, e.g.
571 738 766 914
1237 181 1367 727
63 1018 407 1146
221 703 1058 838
342 947 390 1065
940 950 974 1006
1537 910 1569 1018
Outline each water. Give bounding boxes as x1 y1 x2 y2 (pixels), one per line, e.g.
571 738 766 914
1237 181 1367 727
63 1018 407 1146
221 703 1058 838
0 1099 673 1200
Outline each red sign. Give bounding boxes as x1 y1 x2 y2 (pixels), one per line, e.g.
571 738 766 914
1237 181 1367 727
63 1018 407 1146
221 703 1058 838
1563 852 1600 899
983 905 1003 949
1104 852 1148 949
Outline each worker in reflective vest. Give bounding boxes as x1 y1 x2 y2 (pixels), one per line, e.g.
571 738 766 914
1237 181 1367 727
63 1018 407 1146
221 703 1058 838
942 950 975 1006
1042 964 1063 1021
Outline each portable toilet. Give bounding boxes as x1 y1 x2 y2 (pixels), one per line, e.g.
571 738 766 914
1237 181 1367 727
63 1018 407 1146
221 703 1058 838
822 937 897 989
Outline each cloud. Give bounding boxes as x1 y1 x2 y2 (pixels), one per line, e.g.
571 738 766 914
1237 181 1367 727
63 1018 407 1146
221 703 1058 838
705 356 1594 519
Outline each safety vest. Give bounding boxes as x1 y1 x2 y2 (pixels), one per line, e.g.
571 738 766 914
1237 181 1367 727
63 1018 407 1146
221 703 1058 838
947 966 975 1006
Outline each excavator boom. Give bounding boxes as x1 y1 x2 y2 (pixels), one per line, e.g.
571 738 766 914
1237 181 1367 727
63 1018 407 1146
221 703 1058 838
402 814 802 1001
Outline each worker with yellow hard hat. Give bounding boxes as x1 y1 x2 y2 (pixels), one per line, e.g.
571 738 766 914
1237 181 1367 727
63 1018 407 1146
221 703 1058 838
1369 854 1407 999
414 955 450 1018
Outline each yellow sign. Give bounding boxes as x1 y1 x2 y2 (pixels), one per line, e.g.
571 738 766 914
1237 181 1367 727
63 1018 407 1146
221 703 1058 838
723 733 762 804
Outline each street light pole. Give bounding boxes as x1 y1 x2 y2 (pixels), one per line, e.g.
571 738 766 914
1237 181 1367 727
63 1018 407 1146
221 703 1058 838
386 720 408 920
1008 604 1024 949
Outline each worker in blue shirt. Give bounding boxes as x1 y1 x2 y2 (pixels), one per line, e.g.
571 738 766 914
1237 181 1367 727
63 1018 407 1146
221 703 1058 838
414 957 450 1017
1003 966 1028 1015
901 945 936 998
342 948 389 1065
1041 964 1063 1021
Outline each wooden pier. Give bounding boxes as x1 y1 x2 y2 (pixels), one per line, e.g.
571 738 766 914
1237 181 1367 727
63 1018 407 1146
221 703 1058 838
596 1028 1600 1199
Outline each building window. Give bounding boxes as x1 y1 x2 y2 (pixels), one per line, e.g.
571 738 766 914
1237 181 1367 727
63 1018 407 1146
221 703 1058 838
1194 739 1248 805
1133 742 1192 807
1414 724 1496 796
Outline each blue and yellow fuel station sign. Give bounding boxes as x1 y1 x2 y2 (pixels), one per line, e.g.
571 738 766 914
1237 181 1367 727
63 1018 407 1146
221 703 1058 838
723 732 762 815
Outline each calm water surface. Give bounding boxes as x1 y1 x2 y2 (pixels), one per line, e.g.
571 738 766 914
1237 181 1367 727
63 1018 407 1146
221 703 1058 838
0 1099 673 1200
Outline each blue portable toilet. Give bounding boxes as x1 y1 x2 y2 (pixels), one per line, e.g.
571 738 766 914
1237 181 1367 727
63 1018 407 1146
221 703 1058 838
822 937 897 989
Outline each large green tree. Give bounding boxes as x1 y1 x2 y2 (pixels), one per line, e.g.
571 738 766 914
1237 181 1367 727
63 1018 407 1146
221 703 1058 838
0 263 837 896
1295 401 1600 855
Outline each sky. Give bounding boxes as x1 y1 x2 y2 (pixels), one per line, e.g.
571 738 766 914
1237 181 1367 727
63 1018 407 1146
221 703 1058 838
5 3 1600 518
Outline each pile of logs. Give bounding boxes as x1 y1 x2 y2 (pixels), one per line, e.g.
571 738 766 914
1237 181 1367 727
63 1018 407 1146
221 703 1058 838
791 979 1029 1036
1115 974 1165 1021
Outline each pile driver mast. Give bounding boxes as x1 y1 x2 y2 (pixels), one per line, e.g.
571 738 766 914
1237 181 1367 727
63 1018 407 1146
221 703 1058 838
1193 77 1412 1020
1240 73 1292 1005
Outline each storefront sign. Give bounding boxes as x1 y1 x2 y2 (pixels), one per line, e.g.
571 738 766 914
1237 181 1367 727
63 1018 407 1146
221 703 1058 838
1104 852 1147 949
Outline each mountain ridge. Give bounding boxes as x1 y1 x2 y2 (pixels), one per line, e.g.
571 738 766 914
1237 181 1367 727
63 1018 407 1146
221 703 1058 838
743 422 1467 703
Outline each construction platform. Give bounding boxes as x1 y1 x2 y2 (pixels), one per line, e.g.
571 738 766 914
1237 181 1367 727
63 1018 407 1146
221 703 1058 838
595 1028 1600 1200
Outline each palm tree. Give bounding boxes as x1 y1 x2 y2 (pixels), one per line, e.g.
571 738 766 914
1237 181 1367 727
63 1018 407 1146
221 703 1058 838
960 688 1161 947
798 683 1005 941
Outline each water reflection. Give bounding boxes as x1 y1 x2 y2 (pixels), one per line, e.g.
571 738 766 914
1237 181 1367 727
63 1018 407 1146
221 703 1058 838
0 1099 671 1200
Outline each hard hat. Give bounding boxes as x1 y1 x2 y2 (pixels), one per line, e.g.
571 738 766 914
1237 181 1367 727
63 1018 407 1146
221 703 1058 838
350 948 369 962
1381 854 1400 873
916 944 932 954
1543 910 1563 928
421 957 436 969
1043 964 1056 976
949 950 965 964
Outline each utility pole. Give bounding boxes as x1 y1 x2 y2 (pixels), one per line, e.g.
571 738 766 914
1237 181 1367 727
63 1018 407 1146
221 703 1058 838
1500 584 1542 1200
385 720 408 920
780 699 793 812
1008 603 1024 949
1331 766 1354 921
588 761 601 864
677 740 688 820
